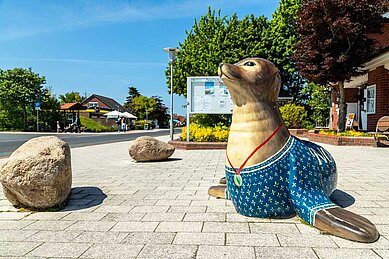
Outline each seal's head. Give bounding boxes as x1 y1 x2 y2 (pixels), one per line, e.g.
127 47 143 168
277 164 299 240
218 58 281 106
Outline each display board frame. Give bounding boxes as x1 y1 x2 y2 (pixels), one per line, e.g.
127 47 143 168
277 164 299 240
186 76 233 142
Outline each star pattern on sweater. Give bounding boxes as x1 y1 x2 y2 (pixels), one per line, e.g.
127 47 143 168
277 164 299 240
226 136 338 225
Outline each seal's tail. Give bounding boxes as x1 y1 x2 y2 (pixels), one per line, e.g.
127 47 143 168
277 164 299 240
314 207 379 243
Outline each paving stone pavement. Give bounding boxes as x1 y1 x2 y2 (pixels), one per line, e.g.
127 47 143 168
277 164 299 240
0 134 388 258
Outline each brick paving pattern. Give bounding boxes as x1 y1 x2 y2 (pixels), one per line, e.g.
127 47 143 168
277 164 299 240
0 135 388 258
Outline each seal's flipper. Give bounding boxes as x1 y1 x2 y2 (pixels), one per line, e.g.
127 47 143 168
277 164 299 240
315 207 379 243
208 185 228 199
219 177 226 184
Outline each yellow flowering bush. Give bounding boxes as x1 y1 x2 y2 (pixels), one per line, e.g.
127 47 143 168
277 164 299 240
180 123 229 142
318 129 381 137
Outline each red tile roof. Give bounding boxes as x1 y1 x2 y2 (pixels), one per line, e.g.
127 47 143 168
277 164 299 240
59 103 86 110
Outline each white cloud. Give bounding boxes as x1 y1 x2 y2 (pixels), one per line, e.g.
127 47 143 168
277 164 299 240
0 0 268 41
0 56 165 66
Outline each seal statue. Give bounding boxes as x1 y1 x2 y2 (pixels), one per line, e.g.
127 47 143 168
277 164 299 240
208 57 379 243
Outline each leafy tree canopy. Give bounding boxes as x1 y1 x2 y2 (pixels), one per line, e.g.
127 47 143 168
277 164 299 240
167 8 268 97
167 2 307 101
123 86 141 112
294 0 387 84
0 68 45 130
40 88 63 131
149 96 169 127
123 86 169 126
261 0 304 101
131 95 158 120
302 83 331 127
293 0 387 131
59 91 85 104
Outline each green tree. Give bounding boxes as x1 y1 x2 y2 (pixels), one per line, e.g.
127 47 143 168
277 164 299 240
168 8 268 97
123 86 140 112
293 0 387 131
58 91 85 104
166 8 269 126
261 0 305 101
0 68 45 130
131 95 158 120
149 96 169 127
40 88 63 131
191 114 231 127
302 83 331 127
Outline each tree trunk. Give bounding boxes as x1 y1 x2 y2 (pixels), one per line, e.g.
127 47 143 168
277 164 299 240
22 104 27 131
337 80 347 132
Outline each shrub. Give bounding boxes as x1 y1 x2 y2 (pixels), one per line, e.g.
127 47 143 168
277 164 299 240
190 114 231 127
279 103 307 129
134 120 152 130
180 123 229 142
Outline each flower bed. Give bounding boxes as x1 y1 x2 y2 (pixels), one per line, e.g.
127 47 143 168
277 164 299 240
170 123 228 150
180 123 229 142
308 133 376 146
174 125 381 149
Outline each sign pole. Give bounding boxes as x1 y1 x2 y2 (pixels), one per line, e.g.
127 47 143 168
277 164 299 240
36 109 39 132
170 61 174 140
187 108 190 142
35 102 41 132
186 77 191 142
163 47 179 141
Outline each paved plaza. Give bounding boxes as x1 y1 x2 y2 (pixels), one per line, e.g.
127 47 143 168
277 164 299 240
0 135 388 258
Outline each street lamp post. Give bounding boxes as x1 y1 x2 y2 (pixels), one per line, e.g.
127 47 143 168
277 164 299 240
163 47 179 140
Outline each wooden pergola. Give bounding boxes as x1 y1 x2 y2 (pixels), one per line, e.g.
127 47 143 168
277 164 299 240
58 103 86 125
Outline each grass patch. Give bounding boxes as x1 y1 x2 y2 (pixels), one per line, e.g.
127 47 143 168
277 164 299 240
80 116 115 132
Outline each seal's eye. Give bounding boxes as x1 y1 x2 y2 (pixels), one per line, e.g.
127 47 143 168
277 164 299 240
244 61 256 66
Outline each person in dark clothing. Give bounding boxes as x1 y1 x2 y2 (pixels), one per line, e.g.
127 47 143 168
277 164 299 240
116 116 121 132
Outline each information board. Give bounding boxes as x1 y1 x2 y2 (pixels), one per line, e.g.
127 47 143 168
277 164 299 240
187 76 233 114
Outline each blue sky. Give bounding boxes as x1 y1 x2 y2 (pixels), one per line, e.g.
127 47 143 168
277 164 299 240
0 0 280 115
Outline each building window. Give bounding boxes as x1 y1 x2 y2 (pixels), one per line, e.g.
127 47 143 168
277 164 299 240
88 102 99 109
366 85 376 114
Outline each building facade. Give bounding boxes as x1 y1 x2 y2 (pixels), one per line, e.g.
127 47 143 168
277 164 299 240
330 23 389 131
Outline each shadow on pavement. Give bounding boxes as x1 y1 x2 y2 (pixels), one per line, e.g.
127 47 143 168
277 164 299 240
135 157 183 163
330 189 355 208
60 186 107 212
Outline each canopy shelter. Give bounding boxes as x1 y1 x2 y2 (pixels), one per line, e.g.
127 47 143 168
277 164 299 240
121 112 137 119
104 110 137 119
104 110 121 118
58 103 87 132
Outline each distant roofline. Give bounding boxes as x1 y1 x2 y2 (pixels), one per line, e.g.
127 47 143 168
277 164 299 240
82 94 124 110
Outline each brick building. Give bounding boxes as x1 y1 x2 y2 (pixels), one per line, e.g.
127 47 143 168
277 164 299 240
80 94 125 127
330 22 389 131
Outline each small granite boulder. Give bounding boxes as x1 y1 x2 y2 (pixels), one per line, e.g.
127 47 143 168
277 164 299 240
129 136 175 162
0 136 72 209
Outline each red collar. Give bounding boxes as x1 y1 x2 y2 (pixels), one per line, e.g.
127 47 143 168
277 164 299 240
227 123 284 176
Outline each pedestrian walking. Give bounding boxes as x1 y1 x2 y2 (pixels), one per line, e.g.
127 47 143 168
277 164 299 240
56 121 62 133
74 115 81 133
116 116 121 132
122 118 127 133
